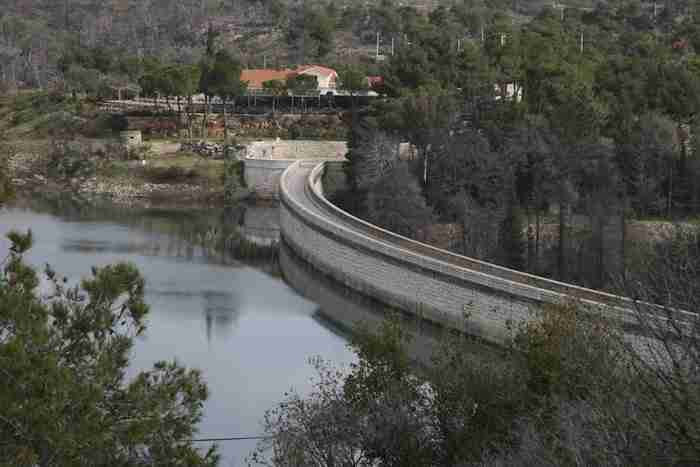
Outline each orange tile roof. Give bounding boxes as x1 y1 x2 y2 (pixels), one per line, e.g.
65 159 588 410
241 69 296 89
297 65 337 77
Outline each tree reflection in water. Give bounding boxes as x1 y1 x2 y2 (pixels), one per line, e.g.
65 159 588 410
14 192 280 270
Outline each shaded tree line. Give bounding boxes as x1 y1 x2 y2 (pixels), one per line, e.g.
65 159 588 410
340 2 700 292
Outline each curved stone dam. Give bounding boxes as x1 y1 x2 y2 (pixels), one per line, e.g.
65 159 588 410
243 140 346 199
279 161 693 345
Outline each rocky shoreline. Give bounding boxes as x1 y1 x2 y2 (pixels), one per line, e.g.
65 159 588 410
76 177 209 204
6 151 225 208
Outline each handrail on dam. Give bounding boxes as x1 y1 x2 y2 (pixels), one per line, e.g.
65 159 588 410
305 163 624 307
280 160 695 332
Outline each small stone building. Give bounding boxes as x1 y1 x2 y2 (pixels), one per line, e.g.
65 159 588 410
119 130 142 148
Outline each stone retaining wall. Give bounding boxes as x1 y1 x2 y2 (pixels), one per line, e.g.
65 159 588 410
247 140 347 160
244 158 297 199
279 161 694 345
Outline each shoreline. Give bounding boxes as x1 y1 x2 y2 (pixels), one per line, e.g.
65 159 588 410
6 150 247 210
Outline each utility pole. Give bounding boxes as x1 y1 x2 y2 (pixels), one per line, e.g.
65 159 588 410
391 37 394 56
481 25 485 43
376 32 380 60
553 1 564 21
64 0 70 31
580 31 584 54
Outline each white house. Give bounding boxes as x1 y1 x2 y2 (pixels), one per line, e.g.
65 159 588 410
240 65 339 95
494 82 522 102
295 65 338 94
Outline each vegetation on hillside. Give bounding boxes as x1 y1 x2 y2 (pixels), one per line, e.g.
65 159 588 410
0 0 630 96
339 1 700 292
3 1 700 465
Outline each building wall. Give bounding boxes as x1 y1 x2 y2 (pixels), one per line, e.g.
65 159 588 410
244 158 297 199
119 130 142 147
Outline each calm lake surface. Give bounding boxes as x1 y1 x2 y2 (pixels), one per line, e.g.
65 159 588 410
0 197 356 466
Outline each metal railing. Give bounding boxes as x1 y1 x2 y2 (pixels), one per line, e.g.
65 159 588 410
297 162 695 326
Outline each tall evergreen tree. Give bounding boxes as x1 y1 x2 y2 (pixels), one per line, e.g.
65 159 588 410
0 231 218 466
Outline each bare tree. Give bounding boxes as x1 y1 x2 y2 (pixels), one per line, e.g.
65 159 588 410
618 225 700 463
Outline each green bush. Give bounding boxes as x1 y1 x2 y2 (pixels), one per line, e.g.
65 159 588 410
90 113 129 136
222 159 245 204
0 152 13 204
514 303 626 399
10 92 71 127
141 166 199 184
46 142 96 179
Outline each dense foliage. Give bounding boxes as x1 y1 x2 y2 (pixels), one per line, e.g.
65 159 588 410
0 230 218 466
254 292 700 466
336 1 700 291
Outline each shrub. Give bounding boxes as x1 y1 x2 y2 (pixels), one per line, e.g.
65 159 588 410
514 302 626 399
89 113 129 136
141 166 199 184
46 141 96 179
126 143 152 161
222 158 245 204
0 151 13 204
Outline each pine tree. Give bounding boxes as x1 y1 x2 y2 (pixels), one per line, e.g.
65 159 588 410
0 231 218 466
498 196 526 270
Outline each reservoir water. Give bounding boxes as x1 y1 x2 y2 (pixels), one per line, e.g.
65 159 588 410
0 198 355 466
1 196 498 466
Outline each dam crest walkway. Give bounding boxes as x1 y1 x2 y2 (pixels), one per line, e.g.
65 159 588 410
279 160 691 344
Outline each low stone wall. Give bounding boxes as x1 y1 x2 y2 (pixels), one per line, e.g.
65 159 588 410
279 161 694 345
247 140 347 160
180 141 243 159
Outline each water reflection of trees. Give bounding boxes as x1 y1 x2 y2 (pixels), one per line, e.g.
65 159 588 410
203 289 241 343
15 193 280 274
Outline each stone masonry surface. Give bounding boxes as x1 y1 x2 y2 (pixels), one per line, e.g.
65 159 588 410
279 161 695 346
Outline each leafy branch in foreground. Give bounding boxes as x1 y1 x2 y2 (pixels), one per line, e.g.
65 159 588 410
0 230 218 467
